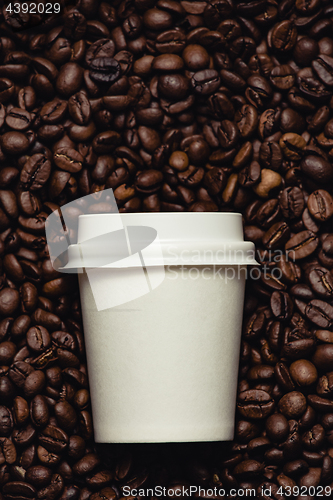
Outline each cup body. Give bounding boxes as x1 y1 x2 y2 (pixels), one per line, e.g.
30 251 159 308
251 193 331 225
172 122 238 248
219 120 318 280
62 212 257 443
78 264 246 443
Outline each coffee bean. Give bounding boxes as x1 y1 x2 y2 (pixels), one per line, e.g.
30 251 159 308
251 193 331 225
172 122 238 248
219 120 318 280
290 360 318 386
1 132 30 155
25 466 52 488
68 92 91 126
278 391 307 419
253 169 282 198
30 395 49 428
312 54 333 87
237 389 275 419
305 300 333 328
270 291 293 321
307 190 333 221
285 231 319 260
54 401 77 432
73 453 100 476
0 406 13 436
0 0 332 490
39 425 68 454
191 70 220 95
307 266 333 298
56 63 83 97
6 108 31 131
265 414 289 443
53 148 83 174
280 133 306 161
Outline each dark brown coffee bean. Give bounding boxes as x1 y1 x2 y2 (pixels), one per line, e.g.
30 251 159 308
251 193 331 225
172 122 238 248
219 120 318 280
53 148 83 174
305 300 333 328
271 21 297 53
238 161 260 189
263 222 290 250
143 8 172 30
30 395 49 428
0 288 19 315
278 391 307 419
12 423 36 447
73 453 100 476
285 231 319 260
92 131 121 154
0 406 13 436
26 465 52 488
280 133 306 161
301 155 333 184
289 360 318 387
26 326 51 353
237 389 275 419
1 132 30 155
265 414 289 443
217 120 238 149
235 104 258 139
312 54 333 87
270 291 293 321
68 92 91 126
56 63 83 97
191 69 220 95
39 425 68 453
24 370 45 398
13 396 29 427
6 108 31 131
312 344 333 371
158 73 190 100
3 481 36 498
54 401 77 432
307 190 333 221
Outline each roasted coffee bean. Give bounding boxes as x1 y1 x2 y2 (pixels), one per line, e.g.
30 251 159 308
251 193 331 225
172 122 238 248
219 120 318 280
265 414 289 443
56 63 83 97
270 291 293 321
25 465 52 488
307 190 333 221
301 155 333 184
30 395 49 428
39 425 68 453
191 70 220 95
238 161 260 188
280 187 304 220
262 222 290 250
237 390 275 419
253 169 282 198
307 266 333 298
6 108 31 131
278 391 307 419
0 0 332 491
289 360 318 387
285 231 319 260
305 300 333 328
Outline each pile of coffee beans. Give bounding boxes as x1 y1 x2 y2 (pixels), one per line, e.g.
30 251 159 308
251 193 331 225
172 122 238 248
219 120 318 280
0 0 333 496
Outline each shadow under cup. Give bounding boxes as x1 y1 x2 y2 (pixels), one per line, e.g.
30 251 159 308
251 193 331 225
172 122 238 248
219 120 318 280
62 212 257 443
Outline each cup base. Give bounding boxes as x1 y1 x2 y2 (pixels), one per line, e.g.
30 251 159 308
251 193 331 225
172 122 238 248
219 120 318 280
94 425 235 444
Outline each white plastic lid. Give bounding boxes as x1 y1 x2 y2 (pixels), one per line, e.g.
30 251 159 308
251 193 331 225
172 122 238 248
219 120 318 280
60 212 258 271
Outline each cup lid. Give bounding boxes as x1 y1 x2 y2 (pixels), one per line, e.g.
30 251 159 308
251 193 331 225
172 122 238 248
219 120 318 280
59 212 258 271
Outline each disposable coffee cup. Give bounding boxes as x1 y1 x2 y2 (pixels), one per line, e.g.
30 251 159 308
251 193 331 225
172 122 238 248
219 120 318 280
61 212 257 443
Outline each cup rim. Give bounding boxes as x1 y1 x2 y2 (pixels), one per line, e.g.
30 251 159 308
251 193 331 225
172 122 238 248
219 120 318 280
79 212 242 218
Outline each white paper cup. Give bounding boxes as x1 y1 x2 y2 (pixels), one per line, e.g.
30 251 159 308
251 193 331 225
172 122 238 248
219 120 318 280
63 212 257 443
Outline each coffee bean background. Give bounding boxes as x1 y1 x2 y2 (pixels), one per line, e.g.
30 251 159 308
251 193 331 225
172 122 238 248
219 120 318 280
0 0 333 496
